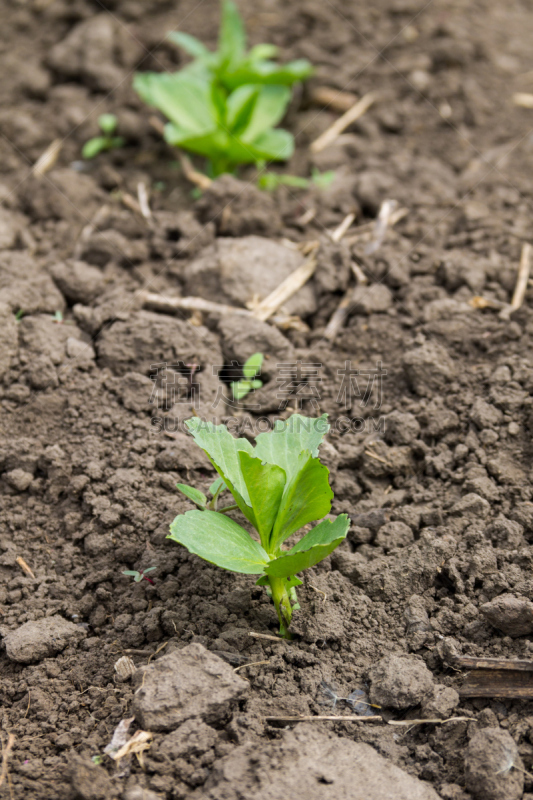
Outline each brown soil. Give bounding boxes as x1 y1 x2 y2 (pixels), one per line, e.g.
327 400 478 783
2 0 533 798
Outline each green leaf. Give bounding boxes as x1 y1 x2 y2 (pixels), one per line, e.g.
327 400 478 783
265 515 350 578
209 477 226 495
98 113 117 135
238 452 286 550
133 72 216 135
176 483 207 509
247 44 279 61
185 418 253 502
243 352 263 379
288 514 350 554
231 380 252 400
218 0 246 71
226 85 259 134
167 31 211 58
82 136 107 159
241 85 291 142
246 128 294 162
223 59 313 89
250 379 262 389
270 454 333 549
168 509 268 574
254 414 329 483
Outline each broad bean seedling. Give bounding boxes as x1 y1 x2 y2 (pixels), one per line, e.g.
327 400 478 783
169 413 349 638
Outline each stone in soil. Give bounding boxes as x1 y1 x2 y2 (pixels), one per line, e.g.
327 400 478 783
464 728 523 800
3 615 86 663
132 643 249 732
480 594 533 637
194 724 440 800
368 654 434 709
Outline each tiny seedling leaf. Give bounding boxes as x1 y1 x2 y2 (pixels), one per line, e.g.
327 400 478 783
242 352 263 379
168 508 268 574
98 113 118 135
82 136 108 160
176 483 207 509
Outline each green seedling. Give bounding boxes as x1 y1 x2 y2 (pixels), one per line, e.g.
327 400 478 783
258 168 336 191
122 567 157 585
82 114 125 160
14 309 25 322
52 310 63 324
133 0 313 176
231 352 263 400
169 413 349 638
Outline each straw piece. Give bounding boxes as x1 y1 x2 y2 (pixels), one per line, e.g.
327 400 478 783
32 139 62 177
500 242 532 320
309 86 359 113
310 92 378 154
252 255 318 322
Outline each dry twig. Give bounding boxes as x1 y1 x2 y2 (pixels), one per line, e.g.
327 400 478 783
0 733 15 791
32 139 62 177
310 92 378 154
137 182 152 221
513 92 533 109
248 632 286 643
308 86 359 113
234 660 270 672
329 212 356 243
500 242 532 320
16 556 35 579
252 253 318 322
265 715 382 723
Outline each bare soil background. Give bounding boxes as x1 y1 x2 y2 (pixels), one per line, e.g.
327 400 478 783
3 0 533 798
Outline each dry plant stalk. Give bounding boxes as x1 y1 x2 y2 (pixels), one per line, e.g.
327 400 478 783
0 733 15 790
513 92 533 109
32 139 62 177
329 212 356 243
310 92 378 153
111 730 153 766
16 556 35 579
137 182 152 221
265 715 382 723
500 242 532 320
308 86 359 113
252 254 318 321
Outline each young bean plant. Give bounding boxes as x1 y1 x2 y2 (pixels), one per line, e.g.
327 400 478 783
133 0 312 176
169 414 349 638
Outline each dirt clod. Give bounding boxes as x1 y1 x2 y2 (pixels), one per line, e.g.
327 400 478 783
3 615 86 663
368 654 434 709
195 724 440 800
465 728 524 800
132 643 249 732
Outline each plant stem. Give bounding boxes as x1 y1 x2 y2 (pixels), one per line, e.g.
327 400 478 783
218 504 239 513
268 575 293 639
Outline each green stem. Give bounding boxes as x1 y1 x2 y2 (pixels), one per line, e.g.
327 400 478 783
218 504 239 513
268 575 293 639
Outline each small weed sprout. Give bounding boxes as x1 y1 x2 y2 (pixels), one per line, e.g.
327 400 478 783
82 114 125 160
122 567 157 585
168 413 349 638
231 352 263 400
